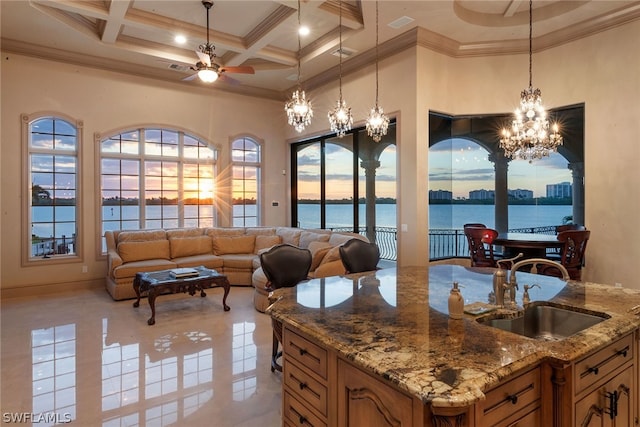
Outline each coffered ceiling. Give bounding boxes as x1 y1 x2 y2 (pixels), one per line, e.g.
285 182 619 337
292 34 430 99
2 1 639 99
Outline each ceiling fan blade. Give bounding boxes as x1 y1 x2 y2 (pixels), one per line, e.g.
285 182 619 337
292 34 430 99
220 66 255 74
196 50 211 67
182 73 199 81
219 74 241 86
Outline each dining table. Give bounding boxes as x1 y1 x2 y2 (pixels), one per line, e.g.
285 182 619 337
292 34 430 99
493 232 564 259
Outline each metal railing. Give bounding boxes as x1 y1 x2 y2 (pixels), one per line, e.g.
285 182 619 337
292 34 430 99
330 225 559 262
31 235 76 257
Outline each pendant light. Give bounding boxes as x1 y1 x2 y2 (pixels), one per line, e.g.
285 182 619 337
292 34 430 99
365 0 389 142
499 0 563 162
285 0 313 133
327 0 353 137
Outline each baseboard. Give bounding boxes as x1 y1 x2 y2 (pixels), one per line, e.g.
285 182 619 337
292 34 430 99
0 278 104 300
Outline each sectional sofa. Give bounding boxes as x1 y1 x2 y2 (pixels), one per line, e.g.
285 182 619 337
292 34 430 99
104 227 367 302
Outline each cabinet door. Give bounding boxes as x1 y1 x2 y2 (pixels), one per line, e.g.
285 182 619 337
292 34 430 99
574 366 633 427
337 360 414 427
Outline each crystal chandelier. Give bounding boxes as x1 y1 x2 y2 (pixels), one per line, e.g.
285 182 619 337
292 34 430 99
285 0 313 133
327 0 353 137
365 1 389 142
500 0 562 162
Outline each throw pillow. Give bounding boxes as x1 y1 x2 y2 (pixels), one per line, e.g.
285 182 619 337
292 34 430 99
308 241 332 271
299 231 330 249
276 228 302 246
166 228 203 239
169 236 212 258
118 240 171 262
319 245 342 266
117 229 166 244
213 235 256 255
254 235 282 254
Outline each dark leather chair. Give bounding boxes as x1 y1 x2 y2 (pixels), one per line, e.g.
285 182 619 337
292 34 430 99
260 244 312 372
464 226 499 267
339 239 380 274
555 229 590 280
555 224 586 234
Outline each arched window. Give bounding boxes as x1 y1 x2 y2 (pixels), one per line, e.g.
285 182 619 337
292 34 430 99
23 113 81 263
231 136 262 227
99 127 217 251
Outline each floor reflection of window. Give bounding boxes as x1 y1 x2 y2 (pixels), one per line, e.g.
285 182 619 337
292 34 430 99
183 348 213 388
31 324 76 425
231 322 257 401
101 319 140 411
145 356 178 399
146 401 177 426
184 390 214 418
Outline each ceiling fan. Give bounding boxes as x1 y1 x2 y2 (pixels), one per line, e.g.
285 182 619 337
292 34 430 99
184 1 254 84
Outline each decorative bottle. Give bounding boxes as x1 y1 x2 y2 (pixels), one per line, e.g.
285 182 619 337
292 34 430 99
448 281 464 320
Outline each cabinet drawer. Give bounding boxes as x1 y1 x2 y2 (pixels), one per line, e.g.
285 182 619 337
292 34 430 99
284 358 328 416
476 367 541 427
283 327 327 379
283 390 327 427
574 333 633 394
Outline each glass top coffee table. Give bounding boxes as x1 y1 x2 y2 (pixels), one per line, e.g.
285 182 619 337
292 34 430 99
133 266 230 325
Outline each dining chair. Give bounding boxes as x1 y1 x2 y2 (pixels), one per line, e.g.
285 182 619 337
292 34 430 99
260 244 312 372
464 226 499 267
555 224 586 234
554 229 590 280
339 238 380 274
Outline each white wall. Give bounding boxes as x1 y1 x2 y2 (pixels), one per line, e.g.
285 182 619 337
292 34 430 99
0 54 288 294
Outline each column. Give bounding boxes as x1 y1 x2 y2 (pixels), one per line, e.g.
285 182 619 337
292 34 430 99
489 153 510 233
568 162 585 225
360 158 380 244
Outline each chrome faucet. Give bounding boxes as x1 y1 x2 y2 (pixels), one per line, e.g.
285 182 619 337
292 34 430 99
507 258 570 308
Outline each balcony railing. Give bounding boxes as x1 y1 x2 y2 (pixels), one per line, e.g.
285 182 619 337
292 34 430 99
330 226 558 262
31 235 76 258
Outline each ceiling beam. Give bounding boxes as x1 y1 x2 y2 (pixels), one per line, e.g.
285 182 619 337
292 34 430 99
100 0 132 44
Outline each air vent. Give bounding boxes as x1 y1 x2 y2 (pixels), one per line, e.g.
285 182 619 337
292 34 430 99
330 47 356 58
388 15 414 29
168 63 189 72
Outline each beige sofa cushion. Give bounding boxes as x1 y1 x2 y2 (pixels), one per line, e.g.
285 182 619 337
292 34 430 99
118 240 171 263
277 227 302 246
254 235 282 254
117 229 166 244
167 228 203 238
328 233 364 246
219 254 256 269
206 227 245 237
213 235 256 255
299 231 330 249
246 227 276 236
308 241 332 271
319 245 342 266
169 236 212 258
113 259 177 279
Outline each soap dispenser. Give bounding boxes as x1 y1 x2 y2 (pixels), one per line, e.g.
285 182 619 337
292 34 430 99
448 282 464 320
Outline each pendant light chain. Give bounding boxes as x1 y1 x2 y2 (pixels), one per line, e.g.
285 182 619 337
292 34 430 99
528 0 532 88
327 0 353 137
375 0 379 106
365 0 389 142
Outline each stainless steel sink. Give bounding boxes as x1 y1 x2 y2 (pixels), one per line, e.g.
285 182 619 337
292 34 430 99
477 302 609 341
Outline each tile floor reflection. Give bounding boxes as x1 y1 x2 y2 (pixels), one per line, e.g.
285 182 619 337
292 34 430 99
1 287 282 426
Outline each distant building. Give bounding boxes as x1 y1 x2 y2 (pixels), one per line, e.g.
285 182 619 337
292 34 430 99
469 189 494 200
508 188 534 199
429 189 453 200
547 182 572 198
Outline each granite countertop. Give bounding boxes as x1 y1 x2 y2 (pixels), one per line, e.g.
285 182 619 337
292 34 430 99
268 265 640 408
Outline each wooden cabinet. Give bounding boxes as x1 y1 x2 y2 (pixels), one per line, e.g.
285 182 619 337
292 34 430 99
475 367 541 427
573 334 635 427
337 359 417 427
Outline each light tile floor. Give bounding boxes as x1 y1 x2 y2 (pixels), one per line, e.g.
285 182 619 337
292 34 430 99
1 286 283 427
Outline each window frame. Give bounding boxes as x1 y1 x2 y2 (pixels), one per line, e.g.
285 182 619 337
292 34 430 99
230 135 263 227
22 112 83 266
96 125 219 255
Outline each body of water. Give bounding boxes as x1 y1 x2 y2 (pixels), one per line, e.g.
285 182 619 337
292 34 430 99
297 203 572 230
34 203 573 234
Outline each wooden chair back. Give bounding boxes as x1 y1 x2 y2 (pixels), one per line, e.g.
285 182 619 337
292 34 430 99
557 230 590 280
464 226 499 267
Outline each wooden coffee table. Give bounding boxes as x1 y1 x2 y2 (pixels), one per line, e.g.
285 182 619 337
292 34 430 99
133 266 230 325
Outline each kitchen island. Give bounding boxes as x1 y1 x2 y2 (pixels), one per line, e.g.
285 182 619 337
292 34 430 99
268 265 640 426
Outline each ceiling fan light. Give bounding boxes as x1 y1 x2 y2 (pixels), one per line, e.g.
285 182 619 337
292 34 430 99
198 68 218 83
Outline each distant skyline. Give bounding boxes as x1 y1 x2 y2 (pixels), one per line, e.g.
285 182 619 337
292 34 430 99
429 138 571 198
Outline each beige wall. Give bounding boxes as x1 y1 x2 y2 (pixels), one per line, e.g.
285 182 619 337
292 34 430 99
1 19 639 296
